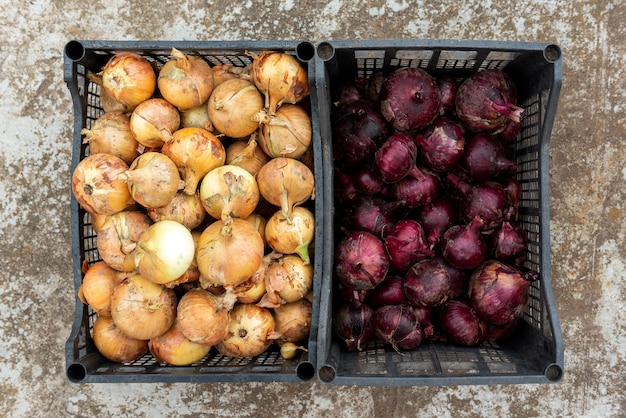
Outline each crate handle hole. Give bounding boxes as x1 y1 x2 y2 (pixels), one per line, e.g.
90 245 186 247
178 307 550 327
296 42 315 62
544 363 563 382
67 363 87 383
296 361 316 381
543 44 561 63
318 364 336 383
65 40 86 62
316 42 335 62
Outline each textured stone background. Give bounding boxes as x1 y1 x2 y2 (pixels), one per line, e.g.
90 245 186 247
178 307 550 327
1 0 624 416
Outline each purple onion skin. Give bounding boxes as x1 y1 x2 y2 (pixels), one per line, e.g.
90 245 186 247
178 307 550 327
333 77 367 107
434 256 468 299
333 303 375 352
391 166 441 209
491 221 527 261
414 197 457 249
404 259 451 307
384 219 434 272
415 117 466 173
334 169 359 206
438 76 460 115
336 281 369 307
441 216 488 270
375 133 419 183
455 69 523 133
413 306 436 340
353 165 384 195
335 230 390 291
439 299 489 346
372 304 422 351
345 195 396 237
498 118 522 144
462 133 518 181
367 275 406 309
468 260 537 326
380 67 441 132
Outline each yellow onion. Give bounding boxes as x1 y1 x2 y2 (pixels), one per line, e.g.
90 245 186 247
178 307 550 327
196 218 264 288
255 104 311 159
212 64 245 87
176 288 230 346
226 136 269 176
243 213 267 247
279 342 307 360
72 153 135 216
162 127 226 195
119 152 184 209
180 103 213 131
256 157 314 222
265 254 313 304
90 213 110 234
265 206 315 264
134 220 195 285
231 252 277 304
100 52 156 111
96 210 152 272
158 48 214 111
163 230 202 289
250 50 309 115
110 274 177 340
199 165 259 222
149 320 211 366
77 261 126 316
207 78 264 138
216 303 278 358
93 315 148 363
273 298 313 345
146 191 207 230
81 112 139 165
129 98 181 148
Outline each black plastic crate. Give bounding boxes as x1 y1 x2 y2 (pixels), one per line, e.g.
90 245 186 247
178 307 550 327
315 39 564 386
64 40 323 383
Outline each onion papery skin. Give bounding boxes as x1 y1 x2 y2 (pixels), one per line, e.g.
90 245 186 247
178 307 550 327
110 274 177 341
78 261 124 316
71 153 135 216
333 303 375 352
100 52 156 111
256 104 312 159
130 98 181 148
149 320 211 366
199 164 259 221
158 48 214 111
372 304 422 351
180 103 213 131
120 152 183 209
176 288 230 346
93 315 149 363
264 206 315 265
226 138 270 176
81 111 139 165
403 258 451 307
96 210 153 272
265 254 314 304
162 127 226 195
216 303 277 358
273 298 313 345
335 230 389 291
207 78 264 138
196 218 265 287
134 220 195 285
439 299 489 346
146 191 207 230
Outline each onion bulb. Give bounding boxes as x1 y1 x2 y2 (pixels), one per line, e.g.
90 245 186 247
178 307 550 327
110 274 177 340
212 64 245 86
196 218 264 288
265 206 315 264
158 48 214 111
129 98 181 148
71 153 135 216
162 127 226 195
216 303 278 358
119 152 184 209
226 137 270 176
90 213 109 233
265 254 313 304
96 210 152 272
176 288 230 346
243 213 267 247
250 50 309 115
78 261 125 316
273 298 312 345
93 315 148 363
149 320 211 366
207 78 264 138
256 104 312 159
100 52 156 111
134 220 195 285
163 229 202 288
81 112 139 165
256 157 314 222
279 342 307 360
199 165 259 222
147 191 207 230
231 258 267 304
180 103 213 131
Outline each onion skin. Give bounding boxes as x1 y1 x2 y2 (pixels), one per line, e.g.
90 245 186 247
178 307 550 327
334 230 389 291
390 166 440 209
71 153 135 216
461 133 518 181
265 254 314 304
372 304 422 351
100 52 156 111
149 320 211 366
226 138 270 176
414 116 465 173
158 48 214 111
404 259 451 307
78 261 125 316
146 191 207 230
96 210 152 272
208 78 264 138
374 133 418 184
264 206 315 265
176 288 230 346
273 298 313 345
130 98 181 148
366 275 406 308
441 216 488 271
93 315 148 363
216 303 277 358
414 197 457 249
256 104 312 159
199 164 260 221
333 303 375 352
81 112 139 165
383 219 433 272
343 195 396 237
439 299 488 346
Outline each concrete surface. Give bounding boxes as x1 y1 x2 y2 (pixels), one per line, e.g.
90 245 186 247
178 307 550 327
0 0 624 417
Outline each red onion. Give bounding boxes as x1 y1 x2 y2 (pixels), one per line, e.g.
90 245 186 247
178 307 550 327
456 69 523 133
502 177 522 220
353 165 384 195
498 118 522 144
415 117 465 173
404 258 451 307
366 71 385 102
488 319 520 341
372 304 422 351
413 306 435 340
333 303 375 352
334 169 358 205
434 256 468 299
439 299 488 346
461 133 518 181
441 216 487 270
344 195 396 237
391 166 440 208
414 197 457 249
336 281 369 307
383 219 433 272
380 67 441 131
366 275 406 308
333 77 366 107
375 133 419 183
335 230 390 290
491 221 527 261
437 76 459 115
468 260 538 326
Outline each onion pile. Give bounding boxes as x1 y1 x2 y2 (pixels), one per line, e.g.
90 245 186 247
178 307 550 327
332 67 537 352
72 49 315 365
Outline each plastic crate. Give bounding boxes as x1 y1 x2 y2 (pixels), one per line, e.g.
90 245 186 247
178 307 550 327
63 40 323 383
314 39 564 386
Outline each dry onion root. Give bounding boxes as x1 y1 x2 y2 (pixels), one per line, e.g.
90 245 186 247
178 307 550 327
158 48 214 111
81 112 139 165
